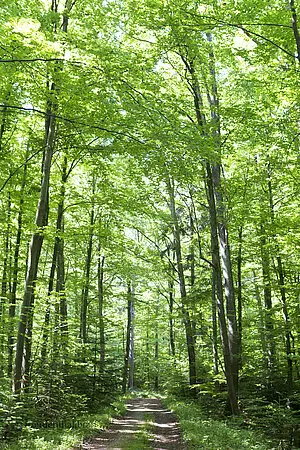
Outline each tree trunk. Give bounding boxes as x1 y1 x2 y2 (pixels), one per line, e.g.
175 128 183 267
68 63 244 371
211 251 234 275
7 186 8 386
206 163 239 415
267 175 293 391
40 156 68 360
23 300 34 392
13 0 73 395
168 278 176 358
237 227 243 371
181 46 239 407
253 270 268 366
80 195 95 343
122 284 134 393
211 169 239 395
290 0 300 62
8 158 27 377
260 224 276 375
97 243 105 370
40 235 58 361
56 156 68 355
154 323 159 390
128 286 135 390
0 193 11 375
206 32 239 394
275 252 293 391
167 176 197 387
211 269 219 377
13 113 56 394
167 246 176 358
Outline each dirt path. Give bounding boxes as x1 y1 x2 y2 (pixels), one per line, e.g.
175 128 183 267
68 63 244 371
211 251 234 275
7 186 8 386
79 398 187 449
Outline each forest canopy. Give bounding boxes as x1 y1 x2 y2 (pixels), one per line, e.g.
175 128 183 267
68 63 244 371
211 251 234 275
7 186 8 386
0 0 300 448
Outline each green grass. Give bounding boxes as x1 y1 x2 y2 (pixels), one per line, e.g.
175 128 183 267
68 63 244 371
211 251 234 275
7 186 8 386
164 397 275 450
0 399 126 450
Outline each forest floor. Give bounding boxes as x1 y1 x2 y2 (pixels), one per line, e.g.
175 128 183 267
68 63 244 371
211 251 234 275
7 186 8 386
76 397 187 449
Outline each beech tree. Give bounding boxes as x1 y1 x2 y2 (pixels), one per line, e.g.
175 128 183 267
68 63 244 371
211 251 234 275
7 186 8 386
0 1 300 443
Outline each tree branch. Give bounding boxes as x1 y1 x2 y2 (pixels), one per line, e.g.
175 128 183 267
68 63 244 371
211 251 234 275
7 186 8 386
0 104 145 144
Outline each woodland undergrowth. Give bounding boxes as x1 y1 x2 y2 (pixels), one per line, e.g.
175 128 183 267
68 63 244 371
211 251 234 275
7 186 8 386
163 384 300 450
0 390 126 450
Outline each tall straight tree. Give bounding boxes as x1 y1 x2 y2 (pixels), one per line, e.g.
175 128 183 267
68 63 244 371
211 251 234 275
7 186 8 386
178 45 239 412
166 175 197 388
80 180 95 343
13 0 74 393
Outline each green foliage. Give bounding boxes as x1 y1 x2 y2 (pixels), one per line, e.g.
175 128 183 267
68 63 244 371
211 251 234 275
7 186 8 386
0 0 300 446
164 397 274 450
0 397 126 450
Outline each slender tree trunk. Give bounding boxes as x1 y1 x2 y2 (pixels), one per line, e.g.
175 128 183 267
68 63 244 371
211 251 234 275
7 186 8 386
206 163 239 414
40 237 58 361
13 0 73 395
13 114 56 394
0 193 11 375
260 225 276 376
237 227 243 371
97 243 105 370
290 0 300 62
23 300 34 392
146 327 150 387
181 46 239 407
80 197 95 343
56 156 68 355
167 176 197 387
275 252 293 391
40 156 68 360
211 164 239 393
253 270 268 365
122 284 134 393
154 320 159 390
8 158 27 377
211 269 219 377
267 175 293 391
128 286 135 390
168 278 176 358
207 32 239 393
167 246 176 358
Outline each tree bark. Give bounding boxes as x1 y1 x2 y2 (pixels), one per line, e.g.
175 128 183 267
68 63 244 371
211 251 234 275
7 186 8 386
290 0 300 62
267 174 293 391
8 158 27 377
128 286 135 390
180 45 239 408
80 193 95 343
167 176 197 387
40 234 58 361
0 193 11 375
253 270 268 366
168 278 176 358
167 245 176 358
97 243 105 370
260 224 276 375
237 227 243 371
122 284 134 393
56 156 68 354
13 0 73 395
206 163 239 414
154 322 159 390
13 114 56 393
211 269 219 377
205 34 239 392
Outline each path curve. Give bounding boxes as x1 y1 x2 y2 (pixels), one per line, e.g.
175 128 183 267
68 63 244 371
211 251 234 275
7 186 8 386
79 398 187 449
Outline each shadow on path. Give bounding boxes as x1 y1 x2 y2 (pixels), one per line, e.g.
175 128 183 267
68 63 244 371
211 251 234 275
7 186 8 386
78 398 186 449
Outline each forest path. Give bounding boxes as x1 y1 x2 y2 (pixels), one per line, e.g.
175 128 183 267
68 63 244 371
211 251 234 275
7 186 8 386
79 397 187 449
